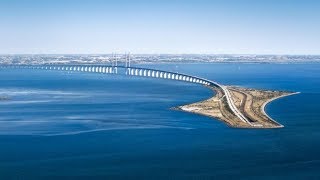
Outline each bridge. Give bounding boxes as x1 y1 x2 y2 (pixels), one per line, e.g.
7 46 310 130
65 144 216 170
0 64 253 126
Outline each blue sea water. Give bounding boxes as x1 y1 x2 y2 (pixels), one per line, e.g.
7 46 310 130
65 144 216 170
0 63 319 179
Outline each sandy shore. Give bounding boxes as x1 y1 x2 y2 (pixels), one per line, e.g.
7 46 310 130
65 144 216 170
260 92 300 128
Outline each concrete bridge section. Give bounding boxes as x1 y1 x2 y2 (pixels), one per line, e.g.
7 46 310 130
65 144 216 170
0 65 212 85
0 64 252 126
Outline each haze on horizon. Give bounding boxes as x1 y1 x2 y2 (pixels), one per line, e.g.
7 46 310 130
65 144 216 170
0 0 319 55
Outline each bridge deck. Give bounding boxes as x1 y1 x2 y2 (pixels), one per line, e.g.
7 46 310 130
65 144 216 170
0 65 253 126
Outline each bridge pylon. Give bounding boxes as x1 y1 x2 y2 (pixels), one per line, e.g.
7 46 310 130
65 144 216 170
115 53 118 74
125 52 131 75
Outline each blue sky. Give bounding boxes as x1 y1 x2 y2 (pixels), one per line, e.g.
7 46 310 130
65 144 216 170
0 0 319 54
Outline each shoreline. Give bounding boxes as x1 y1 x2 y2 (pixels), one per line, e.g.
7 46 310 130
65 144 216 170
261 92 300 128
171 106 238 129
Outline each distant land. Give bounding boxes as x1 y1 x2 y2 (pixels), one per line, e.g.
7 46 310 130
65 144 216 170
0 54 319 65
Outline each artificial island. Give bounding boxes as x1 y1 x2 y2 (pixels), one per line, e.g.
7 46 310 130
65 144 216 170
173 86 299 128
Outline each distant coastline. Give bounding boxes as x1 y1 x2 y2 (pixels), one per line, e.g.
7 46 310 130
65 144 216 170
0 54 319 65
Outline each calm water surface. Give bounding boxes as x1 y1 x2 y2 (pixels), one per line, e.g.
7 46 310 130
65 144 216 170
0 63 319 179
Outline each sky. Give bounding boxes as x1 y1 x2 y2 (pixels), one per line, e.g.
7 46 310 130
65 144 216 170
0 0 319 54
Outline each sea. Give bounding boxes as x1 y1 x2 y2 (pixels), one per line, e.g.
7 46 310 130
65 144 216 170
0 63 319 179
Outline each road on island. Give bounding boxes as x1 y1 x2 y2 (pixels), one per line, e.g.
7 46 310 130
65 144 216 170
201 78 254 126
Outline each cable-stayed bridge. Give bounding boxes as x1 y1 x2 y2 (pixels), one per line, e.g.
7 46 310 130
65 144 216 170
0 64 253 126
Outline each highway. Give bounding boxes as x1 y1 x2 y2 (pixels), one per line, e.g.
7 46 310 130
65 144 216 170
220 85 253 125
198 77 253 126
